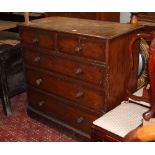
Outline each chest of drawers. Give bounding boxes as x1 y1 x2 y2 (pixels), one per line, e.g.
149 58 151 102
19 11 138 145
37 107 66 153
19 17 143 138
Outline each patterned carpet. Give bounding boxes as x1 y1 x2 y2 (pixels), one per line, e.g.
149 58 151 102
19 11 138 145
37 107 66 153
0 92 84 142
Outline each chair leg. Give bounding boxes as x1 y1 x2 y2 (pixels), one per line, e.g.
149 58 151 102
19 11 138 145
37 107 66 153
91 125 104 142
143 39 155 121
91 125 97 142
1 91 12 116
0 63 12 116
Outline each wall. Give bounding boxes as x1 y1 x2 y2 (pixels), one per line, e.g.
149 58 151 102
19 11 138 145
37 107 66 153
120 12 131 23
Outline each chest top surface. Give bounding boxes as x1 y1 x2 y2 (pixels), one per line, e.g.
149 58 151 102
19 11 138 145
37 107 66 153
20 17 143 39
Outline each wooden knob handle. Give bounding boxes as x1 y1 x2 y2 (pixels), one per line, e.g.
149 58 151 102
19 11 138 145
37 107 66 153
74 67 83 75
38 101 45 106
36 78 42 85
77 116 84 124
130 15 138 25
32 37 39 44
75 46 82 53
34 56 41 63
75 90 84 98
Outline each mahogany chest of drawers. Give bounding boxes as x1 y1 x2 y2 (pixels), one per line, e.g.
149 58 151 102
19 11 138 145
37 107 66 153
19 17 143 138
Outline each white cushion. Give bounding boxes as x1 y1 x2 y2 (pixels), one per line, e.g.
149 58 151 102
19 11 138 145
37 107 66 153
128 87 150 107
93 101 149 137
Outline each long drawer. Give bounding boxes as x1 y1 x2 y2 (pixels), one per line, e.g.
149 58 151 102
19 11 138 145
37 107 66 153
25 67 105 110
23 48 105 86
27 88 100 134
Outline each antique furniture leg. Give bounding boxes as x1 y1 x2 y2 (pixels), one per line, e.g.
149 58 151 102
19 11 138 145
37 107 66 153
91 125 97 141
143 39 155 120
24 12 30 23
0 59 11 116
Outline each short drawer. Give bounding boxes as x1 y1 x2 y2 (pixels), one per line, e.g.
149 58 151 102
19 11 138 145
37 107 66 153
28 88 100 134
23 49 105 86
25 68 105 110
57 33 106 61
20 27 55 50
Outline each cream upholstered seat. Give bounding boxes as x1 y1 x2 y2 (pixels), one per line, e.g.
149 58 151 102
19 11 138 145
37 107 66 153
92 87 149 138
93 101 148 138
128 86 150 107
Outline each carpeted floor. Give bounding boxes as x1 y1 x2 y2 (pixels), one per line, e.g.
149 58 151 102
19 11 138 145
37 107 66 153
0 92 85 142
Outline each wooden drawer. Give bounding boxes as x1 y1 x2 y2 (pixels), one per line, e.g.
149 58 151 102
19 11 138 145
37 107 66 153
20 27 55 50
25 68 105 110
57 33 106 61
23 49 105 86
28 88 100 134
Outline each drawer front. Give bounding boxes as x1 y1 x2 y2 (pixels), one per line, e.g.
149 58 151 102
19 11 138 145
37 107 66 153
20 28 55 50
23 49 105 86
57 33 105 61
25 68 105 110
28 88 99 134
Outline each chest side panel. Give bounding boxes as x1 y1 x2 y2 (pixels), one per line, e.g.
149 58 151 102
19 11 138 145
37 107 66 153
106 31 140 111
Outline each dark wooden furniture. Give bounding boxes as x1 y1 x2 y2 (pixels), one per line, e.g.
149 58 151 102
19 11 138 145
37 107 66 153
125 31 155 121
131 13 155 33
0 31 26 116
91 31 155 142
135 13 155 23
0 20 19 31
143 31 155 120
91 123 124 141
45 12 120 22
0 12 44 32
0 12 44 22
19 17 143 138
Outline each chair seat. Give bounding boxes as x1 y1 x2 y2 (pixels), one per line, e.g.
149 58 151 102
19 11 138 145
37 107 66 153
93 101 149 137
129 87 151 107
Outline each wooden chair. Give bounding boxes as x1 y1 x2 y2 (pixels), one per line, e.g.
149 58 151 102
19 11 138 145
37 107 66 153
124 31 155 121
91 31 155 142
0 13 29 116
